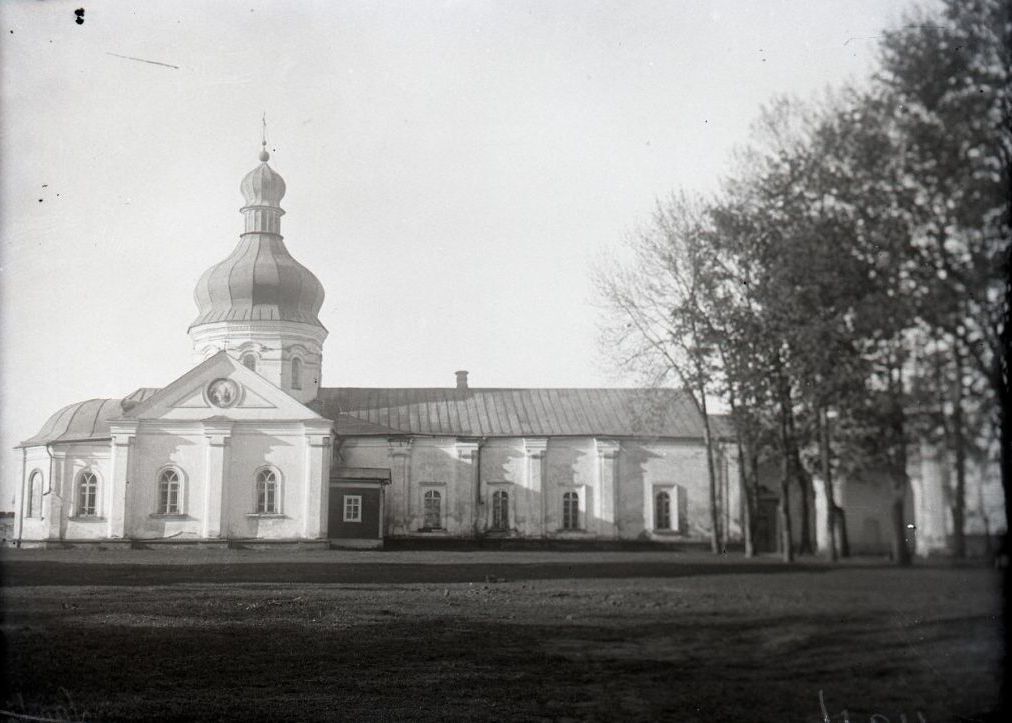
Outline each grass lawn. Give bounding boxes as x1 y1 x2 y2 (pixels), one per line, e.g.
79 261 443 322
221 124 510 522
1 549 1004 722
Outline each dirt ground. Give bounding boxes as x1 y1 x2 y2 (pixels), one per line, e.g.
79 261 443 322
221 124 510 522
0 549 1005 722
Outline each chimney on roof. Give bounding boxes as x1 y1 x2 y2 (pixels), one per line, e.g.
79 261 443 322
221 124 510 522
455 370 469 390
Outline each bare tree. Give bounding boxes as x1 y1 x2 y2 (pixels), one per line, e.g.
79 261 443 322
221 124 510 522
595 195 724 554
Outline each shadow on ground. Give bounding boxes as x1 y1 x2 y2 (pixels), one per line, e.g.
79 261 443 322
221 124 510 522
0 559 837 586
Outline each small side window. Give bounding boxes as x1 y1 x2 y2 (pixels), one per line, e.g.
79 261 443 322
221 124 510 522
343 495 362 522
77 471 98 517
26 470 43 518
562 491 580 530
491 490 509 531
423 489 442 529
655 491 671 530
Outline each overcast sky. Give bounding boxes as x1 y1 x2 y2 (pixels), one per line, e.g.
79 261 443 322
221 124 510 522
0 0 918 506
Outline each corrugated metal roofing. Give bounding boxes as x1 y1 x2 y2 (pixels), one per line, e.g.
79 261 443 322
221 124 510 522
19 388 160 447
316 387 705 439
23 386 713 446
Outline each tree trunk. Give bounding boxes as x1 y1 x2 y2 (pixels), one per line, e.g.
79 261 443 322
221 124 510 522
818 406 837 562
779 371 812 555
977 463 993 557
889 360 912 567
890 484 912 566
951 349 967 558
779 462 794 563
750 446 762 552
697 382 721 555
776 379 794 562
739 436 755 558
1000 384 1011 560
796 463 814 555
992 243 1011 560
774 361 797 562
835 506 850 557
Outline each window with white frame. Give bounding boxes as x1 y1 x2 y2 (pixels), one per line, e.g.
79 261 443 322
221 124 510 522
77 470 98 517
291 357 303 390
343 494 362 522
423 489 442 529
26 470 42 518
491 490 509 531
655 490 671 530
158 468 182 514
562 491 580 530
255 468 279 514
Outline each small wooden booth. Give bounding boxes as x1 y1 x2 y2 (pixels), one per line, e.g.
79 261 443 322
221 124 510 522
328 467 389 548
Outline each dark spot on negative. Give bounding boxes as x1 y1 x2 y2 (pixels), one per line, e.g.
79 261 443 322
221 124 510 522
75 8 85 25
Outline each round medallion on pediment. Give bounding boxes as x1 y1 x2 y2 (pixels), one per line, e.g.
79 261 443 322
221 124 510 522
206 378 240 408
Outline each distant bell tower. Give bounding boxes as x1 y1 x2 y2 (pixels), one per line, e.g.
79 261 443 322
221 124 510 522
188 138 327 403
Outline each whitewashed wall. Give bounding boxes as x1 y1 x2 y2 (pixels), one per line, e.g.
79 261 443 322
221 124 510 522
338 435 733 543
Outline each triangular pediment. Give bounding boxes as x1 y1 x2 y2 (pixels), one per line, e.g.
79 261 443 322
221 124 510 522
119 352 325 422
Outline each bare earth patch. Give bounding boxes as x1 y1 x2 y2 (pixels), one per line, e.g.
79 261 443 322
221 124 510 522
0 549 1003 721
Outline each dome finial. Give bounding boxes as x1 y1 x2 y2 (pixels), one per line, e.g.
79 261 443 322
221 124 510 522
259 112 270 162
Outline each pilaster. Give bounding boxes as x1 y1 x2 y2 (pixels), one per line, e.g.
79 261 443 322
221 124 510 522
457 440 481 536
48 450 67 541
525 438 548 536
596 439 620 536
107 421 138 538
202 420 232 539
303 423 332 538
388 438 413 535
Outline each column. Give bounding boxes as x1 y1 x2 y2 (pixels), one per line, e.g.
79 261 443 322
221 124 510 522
202 420 232 539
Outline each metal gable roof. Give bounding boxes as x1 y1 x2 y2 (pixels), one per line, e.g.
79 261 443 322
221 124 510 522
23 386 712 447
314 387 705 439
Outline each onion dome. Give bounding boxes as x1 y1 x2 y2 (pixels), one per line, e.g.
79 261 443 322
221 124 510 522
190 146 325 329
240 145 286 207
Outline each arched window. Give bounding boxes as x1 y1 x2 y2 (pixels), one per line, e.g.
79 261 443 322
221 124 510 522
492 490 509 531
241 353 257 372
291 357 303 390
77 470 98 517
423 489 442 529
158 468 182 514
255 468 279 514
655 491 671 530
562 491 579 530
26 470 42 518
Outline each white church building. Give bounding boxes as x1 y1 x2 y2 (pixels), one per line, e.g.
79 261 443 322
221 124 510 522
11 145 966 554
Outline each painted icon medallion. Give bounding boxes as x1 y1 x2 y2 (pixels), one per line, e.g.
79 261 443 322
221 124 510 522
207 378 240 408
